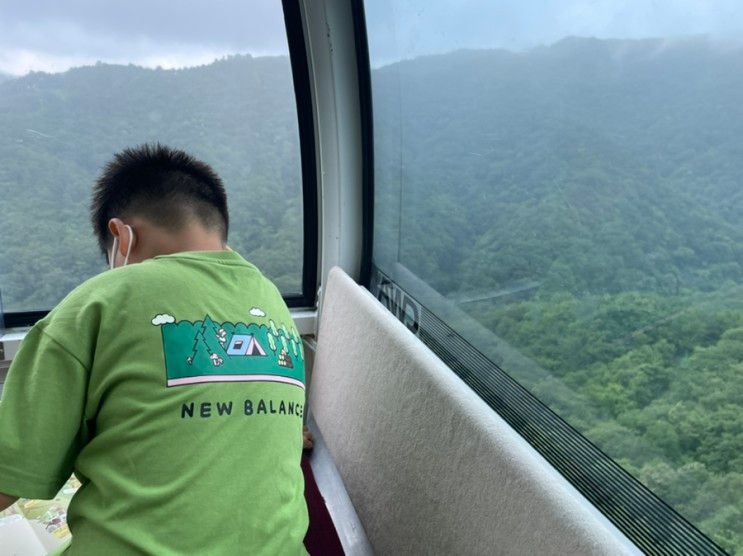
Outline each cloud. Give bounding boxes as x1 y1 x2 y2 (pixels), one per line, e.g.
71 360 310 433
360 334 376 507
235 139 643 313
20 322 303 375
3 0 742 75
0 0 289 75
364 0 743 67
1 0 288 50
249 307 266 317
151 313 175 325
0 48 95 75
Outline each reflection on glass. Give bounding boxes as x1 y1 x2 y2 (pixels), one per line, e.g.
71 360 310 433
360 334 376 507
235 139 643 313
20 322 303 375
0 0 303 311
366 1 743 552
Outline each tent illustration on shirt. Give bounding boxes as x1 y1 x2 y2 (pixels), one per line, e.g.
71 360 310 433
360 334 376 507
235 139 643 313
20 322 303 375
152 313 304 389
226 334 267 356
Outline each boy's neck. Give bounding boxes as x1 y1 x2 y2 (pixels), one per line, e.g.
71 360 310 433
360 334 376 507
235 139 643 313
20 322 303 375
133 218 227 261
154 235 226 256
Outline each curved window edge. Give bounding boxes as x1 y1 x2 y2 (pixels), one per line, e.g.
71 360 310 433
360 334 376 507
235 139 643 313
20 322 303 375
283 0 319 309
350 0 375 289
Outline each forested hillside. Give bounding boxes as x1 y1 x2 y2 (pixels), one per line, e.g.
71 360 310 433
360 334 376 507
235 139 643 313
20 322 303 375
0 38 741 551
0 54 302 311
372 37 742 553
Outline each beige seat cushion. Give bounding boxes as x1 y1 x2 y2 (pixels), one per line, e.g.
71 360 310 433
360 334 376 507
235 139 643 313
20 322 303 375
309 267 636 555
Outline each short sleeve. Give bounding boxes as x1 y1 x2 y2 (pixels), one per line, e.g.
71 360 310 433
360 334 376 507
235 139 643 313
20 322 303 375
0 325 89 499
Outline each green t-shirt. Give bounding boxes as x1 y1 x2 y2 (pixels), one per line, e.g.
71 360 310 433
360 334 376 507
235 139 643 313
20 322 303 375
0 250 308 555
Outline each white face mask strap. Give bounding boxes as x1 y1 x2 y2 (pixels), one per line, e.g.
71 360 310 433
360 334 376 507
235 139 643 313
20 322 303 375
123 225 134 266
109 236 119 270
109 225 135 269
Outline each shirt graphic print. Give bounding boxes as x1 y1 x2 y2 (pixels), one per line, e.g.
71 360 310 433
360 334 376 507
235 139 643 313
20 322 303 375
153 307 305 389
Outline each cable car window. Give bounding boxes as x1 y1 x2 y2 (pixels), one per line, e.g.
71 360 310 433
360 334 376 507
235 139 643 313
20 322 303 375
362 1 742 554
0 0 306 316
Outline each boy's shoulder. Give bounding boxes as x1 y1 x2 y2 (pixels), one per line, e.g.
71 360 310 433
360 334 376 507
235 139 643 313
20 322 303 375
49 259 153 311
62 251 261 298
48 251 275 322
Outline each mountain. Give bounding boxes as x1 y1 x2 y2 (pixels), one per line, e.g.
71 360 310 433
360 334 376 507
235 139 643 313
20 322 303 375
0 39 741 552
8 40 742 309
0 55 303 310
372 37 743 298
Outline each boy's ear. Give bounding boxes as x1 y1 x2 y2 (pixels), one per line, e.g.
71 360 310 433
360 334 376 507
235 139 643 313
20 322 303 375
108 218 129 257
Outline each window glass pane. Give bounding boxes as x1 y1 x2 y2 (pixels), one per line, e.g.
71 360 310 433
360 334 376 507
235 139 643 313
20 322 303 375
365 1 743 553
0 0 303 312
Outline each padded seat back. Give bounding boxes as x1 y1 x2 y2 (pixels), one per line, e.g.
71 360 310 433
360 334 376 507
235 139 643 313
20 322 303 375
309 267 636 555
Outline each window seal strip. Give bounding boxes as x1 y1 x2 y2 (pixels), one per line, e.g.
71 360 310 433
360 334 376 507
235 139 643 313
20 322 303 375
350 0 375 289
282 0 319 308
4 311 47 329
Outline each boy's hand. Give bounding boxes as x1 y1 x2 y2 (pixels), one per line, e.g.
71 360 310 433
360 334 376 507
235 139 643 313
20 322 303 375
303 425 314 451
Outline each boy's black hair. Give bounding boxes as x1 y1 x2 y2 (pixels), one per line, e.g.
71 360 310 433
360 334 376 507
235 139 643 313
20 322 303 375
91 144 229 255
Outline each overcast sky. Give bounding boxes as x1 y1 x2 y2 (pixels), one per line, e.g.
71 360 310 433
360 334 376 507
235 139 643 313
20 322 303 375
0 0 288 75
1 0 742 75
365 0 743 65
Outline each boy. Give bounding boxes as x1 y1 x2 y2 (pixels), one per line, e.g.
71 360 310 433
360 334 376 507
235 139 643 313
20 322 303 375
0 144 309 554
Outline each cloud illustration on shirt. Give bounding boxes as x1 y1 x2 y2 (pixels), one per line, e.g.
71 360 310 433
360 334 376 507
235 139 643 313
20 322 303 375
249 307 266 317
152 313 176 326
